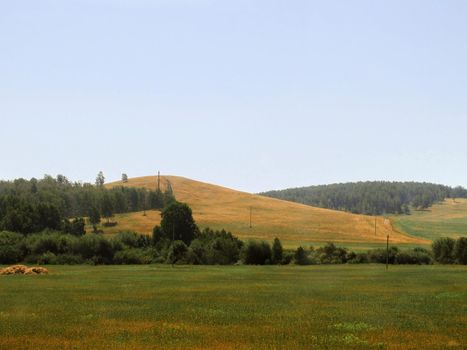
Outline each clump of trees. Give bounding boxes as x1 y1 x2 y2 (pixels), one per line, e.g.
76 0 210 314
0 174 175 234
432 237 467 264
261 181 467 215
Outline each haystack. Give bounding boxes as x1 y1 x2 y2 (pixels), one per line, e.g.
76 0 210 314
0 265 48 275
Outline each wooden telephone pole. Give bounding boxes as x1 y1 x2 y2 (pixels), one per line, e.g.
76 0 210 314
249 206 252 229
157 171 161 191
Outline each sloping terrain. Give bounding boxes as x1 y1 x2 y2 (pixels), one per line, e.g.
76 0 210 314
105 176 427 247
392 198 467 241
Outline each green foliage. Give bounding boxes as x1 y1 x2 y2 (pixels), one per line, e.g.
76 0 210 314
160 202 198 245
63 217 86 236
0 175 175 234
454 237 467 264
432 237 456 264
262 181 467 215
167 240 189 264
240 240 272 265
294 246 310 265
271 237 283 264
189 228 243 265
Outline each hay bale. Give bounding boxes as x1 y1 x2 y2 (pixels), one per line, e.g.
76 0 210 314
24 267 49 275
0 265 48 275
0 265 28 275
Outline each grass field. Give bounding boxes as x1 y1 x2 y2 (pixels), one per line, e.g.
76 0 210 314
103 176 427 247
392 198 467 241
0 265 465 349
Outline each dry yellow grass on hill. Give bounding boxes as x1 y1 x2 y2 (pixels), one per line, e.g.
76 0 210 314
105 176 429 247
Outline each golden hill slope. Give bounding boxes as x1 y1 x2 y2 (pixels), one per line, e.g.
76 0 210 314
106 175 428 247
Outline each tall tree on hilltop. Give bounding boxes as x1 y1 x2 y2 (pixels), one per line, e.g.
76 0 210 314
96 171 105 187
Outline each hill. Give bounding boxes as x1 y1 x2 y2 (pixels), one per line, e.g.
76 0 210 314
261 181 467 215
392 198 467 241
106 176 428 248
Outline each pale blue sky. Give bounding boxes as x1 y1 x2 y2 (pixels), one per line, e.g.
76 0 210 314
1 0 466 192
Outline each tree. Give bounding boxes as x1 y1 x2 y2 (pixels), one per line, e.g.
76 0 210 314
240 240 271 265
454 237 467 264
432 237 456 264
88 206 101 233
294 246 310 265
101 193 114 223
121 173 128 183
271 238 283 264
96 171 105 187
160 202 197 245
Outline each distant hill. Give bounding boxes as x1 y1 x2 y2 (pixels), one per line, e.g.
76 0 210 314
106 176 428 247
260 181 467 216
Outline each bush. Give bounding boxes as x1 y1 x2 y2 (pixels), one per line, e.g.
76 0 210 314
114 248 152 264
73 234 114 264
294 246 310 265
395 248 432 265
454 237 467 264
167 240 189 264
432 237 456 264
240 240 271 265
0 231 26 264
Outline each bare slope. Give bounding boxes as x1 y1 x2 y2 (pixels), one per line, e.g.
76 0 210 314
106 176 428 246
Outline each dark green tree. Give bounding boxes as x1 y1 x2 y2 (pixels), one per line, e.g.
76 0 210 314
88 206 101 233
432 237 456 264
121 173 128 183
294 246 310 265
271 237 283 264
160 202 197 245
454 237 467 264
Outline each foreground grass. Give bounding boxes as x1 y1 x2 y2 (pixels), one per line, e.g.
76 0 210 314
0 265 466 350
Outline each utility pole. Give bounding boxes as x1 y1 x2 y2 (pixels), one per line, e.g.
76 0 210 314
374 217 377 236
157 171 161 191
249 206 252 229
386 234 389 270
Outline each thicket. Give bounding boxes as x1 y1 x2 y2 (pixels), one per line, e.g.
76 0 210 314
0 174 174 234
261 181 467 215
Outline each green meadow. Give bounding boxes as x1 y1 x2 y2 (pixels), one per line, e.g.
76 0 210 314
1 265 466 350
392 198 467 241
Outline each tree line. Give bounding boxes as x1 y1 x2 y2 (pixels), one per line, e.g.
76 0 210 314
1 200 465 265
261 181 467 215
0 174 175 234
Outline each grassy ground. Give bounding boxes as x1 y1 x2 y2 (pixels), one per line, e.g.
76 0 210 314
1 265 465 350
392 198 467 241
104 176 427 247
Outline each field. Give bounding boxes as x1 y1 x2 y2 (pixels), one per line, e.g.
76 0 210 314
0 265 465 349
392 198 467 241
104 176 427 248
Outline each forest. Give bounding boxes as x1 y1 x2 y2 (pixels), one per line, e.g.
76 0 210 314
261 181 467 215
0 174 174 234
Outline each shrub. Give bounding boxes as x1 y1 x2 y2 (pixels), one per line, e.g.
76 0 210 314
114 248 152 264
0 231 26 264
454 237 467 264
167 240 189 264
432 237 456 264
240 240 272 265
73 234 114 264
395 248 432 265
294 246 310 265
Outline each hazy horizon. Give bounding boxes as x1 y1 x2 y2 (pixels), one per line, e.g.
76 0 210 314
1 1 466 192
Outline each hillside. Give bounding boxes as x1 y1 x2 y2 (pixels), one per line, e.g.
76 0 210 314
392 198 467 241
106 176 428 247
261 181 467 215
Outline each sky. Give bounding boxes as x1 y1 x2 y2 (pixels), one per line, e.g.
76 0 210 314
1 0 466 193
